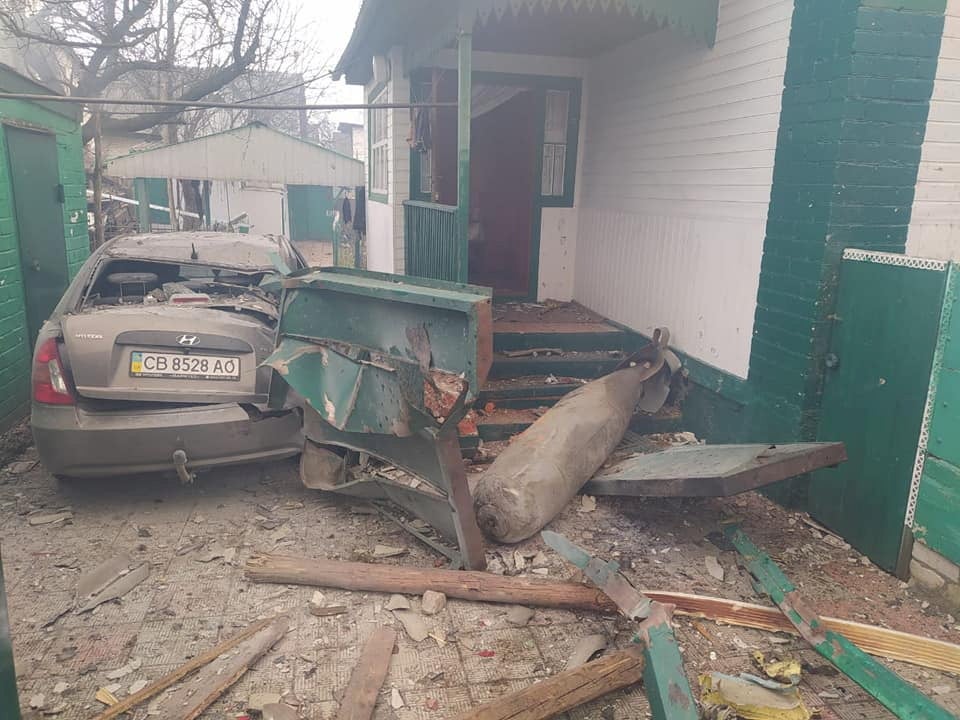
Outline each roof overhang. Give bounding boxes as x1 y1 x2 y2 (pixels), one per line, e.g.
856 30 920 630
334 0 719 85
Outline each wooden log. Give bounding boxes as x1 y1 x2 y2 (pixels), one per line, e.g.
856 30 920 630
337 628 397 720
245 555 960 674
453 650 644 720
149 616 288 720
91 616 279 720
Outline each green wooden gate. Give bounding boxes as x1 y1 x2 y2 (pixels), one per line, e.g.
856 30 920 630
809 252 948 576
288 185 334 242
6 126 69 347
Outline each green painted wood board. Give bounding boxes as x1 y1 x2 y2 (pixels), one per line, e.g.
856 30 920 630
810 258 946 574
915 455 960 563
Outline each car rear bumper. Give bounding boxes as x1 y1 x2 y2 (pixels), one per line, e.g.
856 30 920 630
32 402 303 477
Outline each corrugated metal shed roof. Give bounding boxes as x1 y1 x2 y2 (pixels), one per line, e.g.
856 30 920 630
104 122 365 187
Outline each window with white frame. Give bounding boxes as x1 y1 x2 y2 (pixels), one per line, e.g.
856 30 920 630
370 87 388 196
541 89 570 197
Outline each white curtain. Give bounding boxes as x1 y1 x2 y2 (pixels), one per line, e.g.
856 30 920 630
471 85 528 119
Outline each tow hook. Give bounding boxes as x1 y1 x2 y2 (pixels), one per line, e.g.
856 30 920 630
173 449 196 484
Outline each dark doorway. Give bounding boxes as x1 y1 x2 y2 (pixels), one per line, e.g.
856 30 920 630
433 85 539 295
6 126 68 347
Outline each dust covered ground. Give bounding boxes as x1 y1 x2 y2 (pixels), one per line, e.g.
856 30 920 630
2 442 959 719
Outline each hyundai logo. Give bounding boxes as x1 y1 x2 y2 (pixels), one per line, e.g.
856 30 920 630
177 334 200 346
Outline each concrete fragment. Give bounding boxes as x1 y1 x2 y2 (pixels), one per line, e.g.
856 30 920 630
248 692 283 711
105 657 142 680
262 703 298 720
705 556 725 582
386 594 410 611
565 634 608 669
393 609 429 642
506 606 534 627
391 688 405 709
29 694 45 709
128 679 148 695
421 590 446 615
932 684 954 696
578 496 597 513
77 555 150 613
913 543 960 583
531 551 550 569
373 544 406 558
531 568 549 576
52 682 69 695
911 559 946 591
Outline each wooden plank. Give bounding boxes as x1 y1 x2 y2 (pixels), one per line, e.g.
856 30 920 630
245 555 960 674
92 616 279 720
453 650 644 720
148 616 288 720
337 628 397 720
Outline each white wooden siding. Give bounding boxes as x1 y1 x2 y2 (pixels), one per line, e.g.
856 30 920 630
574 0 793 378
908 0 960 260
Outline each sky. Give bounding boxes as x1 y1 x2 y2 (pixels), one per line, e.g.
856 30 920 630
298 0 365 125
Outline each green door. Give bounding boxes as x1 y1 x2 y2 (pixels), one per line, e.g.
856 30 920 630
6 126 69 346
809 257 947 576
288 185 335 242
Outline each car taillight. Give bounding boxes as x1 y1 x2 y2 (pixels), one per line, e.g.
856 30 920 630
33 338 75 405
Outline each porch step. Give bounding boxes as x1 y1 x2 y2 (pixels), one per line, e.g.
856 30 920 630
488 351 625 380
469 405 684 444
477 375 585 410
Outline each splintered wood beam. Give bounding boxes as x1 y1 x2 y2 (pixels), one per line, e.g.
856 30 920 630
246 555 960 674
336 628 397 720
453 650 645 720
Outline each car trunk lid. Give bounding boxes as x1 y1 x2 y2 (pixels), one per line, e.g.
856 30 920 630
62 306 275 404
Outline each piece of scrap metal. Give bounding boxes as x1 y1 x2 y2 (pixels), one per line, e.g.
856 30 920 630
542 531 698 720
584 442 847 498
724 523 954 720
266 267 492 570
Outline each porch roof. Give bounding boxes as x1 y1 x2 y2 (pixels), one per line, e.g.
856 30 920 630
333 0 719 85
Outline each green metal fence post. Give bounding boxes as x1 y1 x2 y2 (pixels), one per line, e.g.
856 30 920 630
456 21 472 284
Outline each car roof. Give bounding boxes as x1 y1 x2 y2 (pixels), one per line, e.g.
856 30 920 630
104 231 287 271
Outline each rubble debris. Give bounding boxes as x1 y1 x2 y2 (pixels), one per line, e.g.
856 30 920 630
453 650 645 720
28 508 73 526
752 651 800 686
705 556 725 582
531 551 550 569
385 594 410 611
195 544 236 563
513 551 526 571
393 609 429 642
244 555 960 673
565 635 608 669
506 606 534 627
105 657 142 680
29 693 45 709
94 687 119 707
337 627 396 720
310 604 348 617
52 682 69 695
474 330 677 543
76 554 149 613
391 688 405 709
725 524 954 720
421 590 446 615
699 672 812 720
146 616 288 720
578 495 597 513
127 680 148 695
372 544 407 558
92 616 282 720
262 703 298 720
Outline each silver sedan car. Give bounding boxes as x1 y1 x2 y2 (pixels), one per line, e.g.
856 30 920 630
31 231 304 479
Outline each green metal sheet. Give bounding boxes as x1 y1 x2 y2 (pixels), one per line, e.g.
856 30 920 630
0 546 19 720
288 184 335 242
6 125 70 347
914 455 960 563
810 257 947 574
725 524 954 720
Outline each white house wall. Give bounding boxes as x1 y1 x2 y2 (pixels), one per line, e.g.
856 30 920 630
907 0 960 259
573 0 793 378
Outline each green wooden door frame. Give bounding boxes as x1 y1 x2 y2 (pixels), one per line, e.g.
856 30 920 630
410 68 582 299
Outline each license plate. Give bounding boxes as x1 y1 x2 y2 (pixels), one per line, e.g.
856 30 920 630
130 351 240 380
